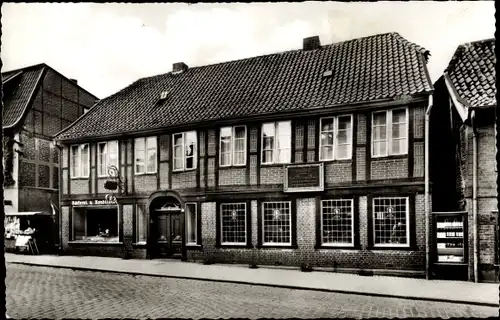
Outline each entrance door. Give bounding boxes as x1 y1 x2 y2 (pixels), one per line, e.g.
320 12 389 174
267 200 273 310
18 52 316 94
151 211 184 258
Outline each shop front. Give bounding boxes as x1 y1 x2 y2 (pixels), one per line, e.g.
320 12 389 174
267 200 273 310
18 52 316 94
4 211 55 254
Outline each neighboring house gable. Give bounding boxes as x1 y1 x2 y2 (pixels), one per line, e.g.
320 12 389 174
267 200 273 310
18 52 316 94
2 63 99 214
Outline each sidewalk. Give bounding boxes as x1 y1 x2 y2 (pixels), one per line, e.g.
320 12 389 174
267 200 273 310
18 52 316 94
6 253 499 307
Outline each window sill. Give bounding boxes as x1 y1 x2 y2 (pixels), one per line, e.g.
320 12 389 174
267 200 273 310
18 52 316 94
370 154 408 160
172 168 197 173
69 241 123 246
219 165 247 169
134 172 157 176
366 246 418 251
70 177 90 180
132 242 147 247
260 163 287 167
319 158 352 164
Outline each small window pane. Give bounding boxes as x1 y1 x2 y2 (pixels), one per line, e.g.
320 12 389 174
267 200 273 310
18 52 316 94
136 205 147 243
373 112 386 126
234 126 246 139
81 144 89 177
321 118 334 132
186 203 197 244
321 146 333 160
71 146 79 177
336 145 349 159
263 150 273 164
392 109 406 124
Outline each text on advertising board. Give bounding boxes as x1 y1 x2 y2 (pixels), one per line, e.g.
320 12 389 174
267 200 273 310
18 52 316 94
71 200 116 206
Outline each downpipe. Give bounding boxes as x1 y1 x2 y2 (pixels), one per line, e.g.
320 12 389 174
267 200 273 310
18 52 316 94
425 94 433 280
471 111 479 282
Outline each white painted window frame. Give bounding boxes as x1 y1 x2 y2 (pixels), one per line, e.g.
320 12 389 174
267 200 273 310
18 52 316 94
261 121 291 165
172 131 197 172
262 201 292 246
319 115 353 161
134 136 157 175
320 199 354 247
219 125 247 167
70 143 90 178
220 202 247 245
185 203 197 245
97 140 119 177
372 196 410 247
371 108 409 158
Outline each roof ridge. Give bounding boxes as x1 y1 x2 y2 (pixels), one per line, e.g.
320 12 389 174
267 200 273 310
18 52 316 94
124 32 407 86
1 62 46 75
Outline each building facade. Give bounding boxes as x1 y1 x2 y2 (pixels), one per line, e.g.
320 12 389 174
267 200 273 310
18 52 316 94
2 63 98 247
55 33 435 278
431 39 497 282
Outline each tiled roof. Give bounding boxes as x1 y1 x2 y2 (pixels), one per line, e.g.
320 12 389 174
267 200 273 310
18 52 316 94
2 64 45 129
445 38 496 108
56 32 433 141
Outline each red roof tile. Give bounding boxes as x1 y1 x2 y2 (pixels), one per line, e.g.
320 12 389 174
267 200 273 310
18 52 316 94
445 38 496 108
56 32 433 141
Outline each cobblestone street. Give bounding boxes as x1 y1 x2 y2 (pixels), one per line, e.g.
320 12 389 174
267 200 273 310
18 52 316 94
6 263 497 319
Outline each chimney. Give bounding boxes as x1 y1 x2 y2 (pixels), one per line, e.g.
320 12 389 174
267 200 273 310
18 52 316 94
303 36 321 51
173 62 189 74
70 78 78 84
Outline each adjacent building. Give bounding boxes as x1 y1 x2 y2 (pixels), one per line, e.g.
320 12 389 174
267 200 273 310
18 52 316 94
54 32 435 278
431 38 497 282
2 63 98 247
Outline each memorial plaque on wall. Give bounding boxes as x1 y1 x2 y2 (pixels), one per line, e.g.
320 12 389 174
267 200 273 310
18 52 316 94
284 163 324 192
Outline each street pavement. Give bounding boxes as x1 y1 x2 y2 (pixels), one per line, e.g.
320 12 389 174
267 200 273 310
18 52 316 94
5 253 499 307
6 264 499 319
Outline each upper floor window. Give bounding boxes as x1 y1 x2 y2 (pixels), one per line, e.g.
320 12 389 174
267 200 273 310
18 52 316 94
70 144 89 178
135 136 157 174
98 140 119 177
320 115 353 161
220 126 246 166
173 131 197 171
261 121 291 164
372 108 408 157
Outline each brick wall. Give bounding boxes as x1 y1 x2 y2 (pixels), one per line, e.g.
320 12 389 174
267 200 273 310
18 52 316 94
187 194 426 273
219 168 246 186
61 206 70 248
370 158 408 180
260 166 283 185
171 171 197 190
325 162 352 184
70 179 89 194
134 175 158 193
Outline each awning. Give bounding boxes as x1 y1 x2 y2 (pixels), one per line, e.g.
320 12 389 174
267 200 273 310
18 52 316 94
5 211 52 216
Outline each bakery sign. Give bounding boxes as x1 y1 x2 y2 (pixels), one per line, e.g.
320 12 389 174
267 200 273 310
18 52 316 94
71 199 116 207
284 163 324 193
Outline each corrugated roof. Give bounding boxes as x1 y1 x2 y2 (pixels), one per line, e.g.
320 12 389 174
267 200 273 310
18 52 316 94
2 64 45 128
56 32 433 141
445 38 496 108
